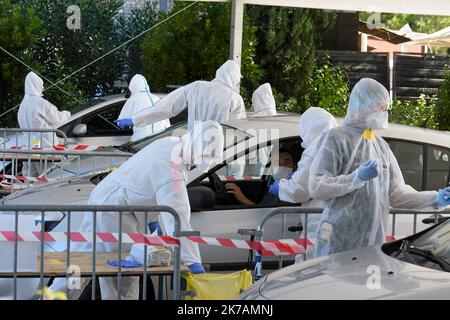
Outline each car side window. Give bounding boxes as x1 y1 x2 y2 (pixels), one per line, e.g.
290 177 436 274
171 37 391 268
215 145 273 181
427 145 450 190
80 102 132 137
388 140 424 191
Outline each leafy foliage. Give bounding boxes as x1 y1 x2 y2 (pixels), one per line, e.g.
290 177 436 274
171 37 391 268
0 0 45 126
390 94 437 129
141 2 262 104
435 66 450 130
276 58 349 117
247 6 336 106
24 0 126 109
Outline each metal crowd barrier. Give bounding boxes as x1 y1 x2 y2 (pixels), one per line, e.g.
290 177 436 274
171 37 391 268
0 149 132 192
1 128 68 149
247 206 450 272
0 204 197 300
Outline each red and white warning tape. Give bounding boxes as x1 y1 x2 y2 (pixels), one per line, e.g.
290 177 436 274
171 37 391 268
186 236 313 256
0 231 402 256
0 231 180 247
0 231 312 256
6 144 102 152
0 174 57 184
0 230 400 256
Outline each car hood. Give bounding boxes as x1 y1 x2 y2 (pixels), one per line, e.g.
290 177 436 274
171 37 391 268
253 246 450 300
1 174 94 205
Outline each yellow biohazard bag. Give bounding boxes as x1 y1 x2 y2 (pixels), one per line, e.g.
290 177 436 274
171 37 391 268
184 270 252 300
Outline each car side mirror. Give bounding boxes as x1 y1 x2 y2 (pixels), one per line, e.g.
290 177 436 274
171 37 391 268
188 186 216 211
72 123 87 136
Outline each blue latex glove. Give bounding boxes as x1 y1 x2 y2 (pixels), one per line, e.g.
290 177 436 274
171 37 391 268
268 181 279 195
357 160 378 181
107 259 142 268
437 187 450 207
188 263 205 274
115 118 133 129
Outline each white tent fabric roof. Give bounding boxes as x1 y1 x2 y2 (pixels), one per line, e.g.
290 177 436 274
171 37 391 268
406 26 450 47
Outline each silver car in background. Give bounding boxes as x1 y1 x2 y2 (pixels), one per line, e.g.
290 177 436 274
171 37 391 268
240 217 450 300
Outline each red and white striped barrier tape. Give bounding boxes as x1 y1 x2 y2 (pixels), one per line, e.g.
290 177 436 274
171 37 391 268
0 174 57 184
0 231 180 247
0 231 313 256
6 144 102 152
0 230 402 256
186 236 314 256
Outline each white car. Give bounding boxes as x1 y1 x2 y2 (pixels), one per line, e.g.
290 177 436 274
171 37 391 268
0 93 187 180
240 217 450 300
2 115 450 270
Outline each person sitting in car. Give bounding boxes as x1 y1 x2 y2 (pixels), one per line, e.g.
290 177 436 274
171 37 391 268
225 149 295 205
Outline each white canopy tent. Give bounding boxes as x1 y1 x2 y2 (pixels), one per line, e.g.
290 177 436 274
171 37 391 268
180 0 450 66
406 26 450 48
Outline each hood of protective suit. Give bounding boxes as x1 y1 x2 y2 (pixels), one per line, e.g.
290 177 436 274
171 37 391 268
252 83 276 116
344 78 390 130
298 107 337 148
24 71 44 97
181 120 224 172
129 74 149 95
214 60 241 90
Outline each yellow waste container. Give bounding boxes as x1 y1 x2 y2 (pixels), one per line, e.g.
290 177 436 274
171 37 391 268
184 270 252 300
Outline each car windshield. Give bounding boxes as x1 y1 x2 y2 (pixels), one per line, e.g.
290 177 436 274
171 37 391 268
69 97 107 114
410 218 450 264
126 122 251 153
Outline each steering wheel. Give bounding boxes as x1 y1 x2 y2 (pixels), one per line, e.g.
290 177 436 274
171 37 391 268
208 173 233 204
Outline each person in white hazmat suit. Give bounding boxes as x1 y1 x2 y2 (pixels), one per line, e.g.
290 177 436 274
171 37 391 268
252 83 276 117
18 71 71 176
126 60 246 130
277 107 337 260
51 121 224 300
115 74 170 141
308 78 450 257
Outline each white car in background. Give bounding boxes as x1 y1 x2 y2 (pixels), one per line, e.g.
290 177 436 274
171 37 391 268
0 93 169 148
2 115 450 271
240 217 450 300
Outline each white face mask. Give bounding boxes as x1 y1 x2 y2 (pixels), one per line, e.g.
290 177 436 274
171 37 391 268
366 111 389 130
272 166 293 181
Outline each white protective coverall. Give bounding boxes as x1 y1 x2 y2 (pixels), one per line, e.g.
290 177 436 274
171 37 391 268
278 107 337 259
51 121 224 300
117 74 170 141
18 72 71 176
252 83 276 117
309 78 442 257
132 60 246 130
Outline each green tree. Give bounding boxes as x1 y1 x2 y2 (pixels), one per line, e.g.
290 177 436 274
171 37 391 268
141 2 262 104
24 0 126 109
390 94 437 129
0 0 45 126
435 66 450 130
113 1 160 81
303 58 349 116
247 6 336 110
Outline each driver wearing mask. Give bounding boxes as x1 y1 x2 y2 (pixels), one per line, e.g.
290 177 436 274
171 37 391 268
225 149 295 205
